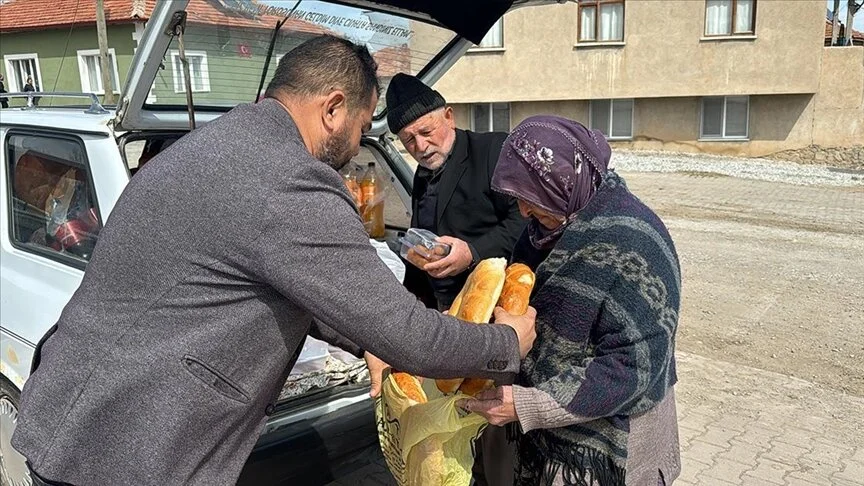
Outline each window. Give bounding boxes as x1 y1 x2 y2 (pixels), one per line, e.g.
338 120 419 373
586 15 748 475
589 99 633 139
170 50 211 93
472 103 511 132
76 49 121 94
704 0 755 36
3 53 43 92
6 132 102 264
701 96 749 139
475 19 504 48
578 0 625 42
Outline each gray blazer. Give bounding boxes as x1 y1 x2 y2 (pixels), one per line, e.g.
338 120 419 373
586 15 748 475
12 99 522 485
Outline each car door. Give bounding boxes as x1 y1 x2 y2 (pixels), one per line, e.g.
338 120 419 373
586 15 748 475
0 124 128 388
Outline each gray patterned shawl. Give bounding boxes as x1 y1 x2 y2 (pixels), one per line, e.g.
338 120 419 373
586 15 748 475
513 172 680 486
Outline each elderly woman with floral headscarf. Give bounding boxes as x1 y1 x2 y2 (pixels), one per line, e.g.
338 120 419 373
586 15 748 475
460 116 681 486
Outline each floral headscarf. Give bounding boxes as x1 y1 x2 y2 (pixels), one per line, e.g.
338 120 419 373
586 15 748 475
492 115 611 249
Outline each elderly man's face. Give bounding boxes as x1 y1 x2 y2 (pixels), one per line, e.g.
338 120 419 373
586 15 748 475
398 107 456 171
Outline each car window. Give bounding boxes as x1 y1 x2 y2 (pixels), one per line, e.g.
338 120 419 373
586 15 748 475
144 0 456 118
6 132 102 263
122 136 182 175
341 145 411 230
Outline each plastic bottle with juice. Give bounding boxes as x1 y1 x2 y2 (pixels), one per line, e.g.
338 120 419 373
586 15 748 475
342 165 362 207
359 162 385 238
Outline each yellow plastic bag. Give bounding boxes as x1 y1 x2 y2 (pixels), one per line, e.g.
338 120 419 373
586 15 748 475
376 369 487 486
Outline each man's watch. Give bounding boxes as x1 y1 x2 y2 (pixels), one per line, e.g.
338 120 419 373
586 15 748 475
468 244 480 269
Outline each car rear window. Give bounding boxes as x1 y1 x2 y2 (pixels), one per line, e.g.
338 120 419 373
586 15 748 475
144 0 456 117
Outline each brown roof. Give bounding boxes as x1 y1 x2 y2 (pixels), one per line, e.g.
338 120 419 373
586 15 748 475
0 0 154 32
373 45 411 78
185 0 330 34
0 0 329 35
825 19 864 45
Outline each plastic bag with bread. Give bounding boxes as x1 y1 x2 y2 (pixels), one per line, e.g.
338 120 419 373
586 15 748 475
436 260 535 396
375 258 534 485
376 367 486 486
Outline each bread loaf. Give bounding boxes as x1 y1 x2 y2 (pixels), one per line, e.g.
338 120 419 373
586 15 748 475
390 371 427 405
449 258 508 323
435 258 507 394
457 263 536 397
497 263 536 316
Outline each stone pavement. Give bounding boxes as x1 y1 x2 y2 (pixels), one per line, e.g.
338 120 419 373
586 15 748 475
673 352 863 486
328 351 864 486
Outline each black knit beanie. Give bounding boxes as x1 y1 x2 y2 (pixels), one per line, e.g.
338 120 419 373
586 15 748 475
386 73 446 134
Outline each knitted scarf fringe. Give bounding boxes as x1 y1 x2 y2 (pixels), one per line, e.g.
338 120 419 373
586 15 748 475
513 429 626 486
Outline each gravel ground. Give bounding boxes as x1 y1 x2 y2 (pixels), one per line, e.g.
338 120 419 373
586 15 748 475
611 149 864 187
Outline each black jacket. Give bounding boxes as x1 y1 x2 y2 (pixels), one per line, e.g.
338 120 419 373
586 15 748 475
405 129 527 308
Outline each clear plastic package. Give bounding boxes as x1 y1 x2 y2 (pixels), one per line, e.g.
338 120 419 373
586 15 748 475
399 228 451 268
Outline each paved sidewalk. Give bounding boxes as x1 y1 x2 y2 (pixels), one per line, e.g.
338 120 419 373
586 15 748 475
328 351 864 486
674 352 864 486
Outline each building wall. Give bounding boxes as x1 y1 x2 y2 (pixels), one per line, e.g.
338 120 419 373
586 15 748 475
436 0 826 103
439 0 861 161
452 93 829 158
1 25 137 105
812 47 864 146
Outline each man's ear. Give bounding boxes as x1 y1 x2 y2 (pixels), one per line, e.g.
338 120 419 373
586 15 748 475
443 105 456 129
322 90 348 133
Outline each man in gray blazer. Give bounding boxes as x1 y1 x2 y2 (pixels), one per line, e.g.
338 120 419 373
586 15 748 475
12 35 535 486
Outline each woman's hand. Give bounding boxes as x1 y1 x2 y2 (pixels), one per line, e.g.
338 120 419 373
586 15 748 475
458 385 518 425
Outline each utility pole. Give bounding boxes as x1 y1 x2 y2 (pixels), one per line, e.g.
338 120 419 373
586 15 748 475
96 0 115 104
831 0 841 46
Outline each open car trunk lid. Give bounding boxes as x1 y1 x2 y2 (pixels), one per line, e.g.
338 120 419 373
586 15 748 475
114 0 571 133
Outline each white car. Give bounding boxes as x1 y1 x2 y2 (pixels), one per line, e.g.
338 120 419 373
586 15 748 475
0 1 563 484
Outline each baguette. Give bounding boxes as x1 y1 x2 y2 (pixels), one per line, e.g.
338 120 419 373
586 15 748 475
435 258 507 394
390 371 427 405
457 263 536 397
497 263 536 316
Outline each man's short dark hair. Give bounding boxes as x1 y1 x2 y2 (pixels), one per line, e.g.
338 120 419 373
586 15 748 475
265 35 380 111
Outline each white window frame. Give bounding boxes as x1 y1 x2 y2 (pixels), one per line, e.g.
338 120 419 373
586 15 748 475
471 19 504 50
588 99 634 140
3 53 44 92
76 48 121 95
471 102 511 132
700 96 750 140
170 50 211 93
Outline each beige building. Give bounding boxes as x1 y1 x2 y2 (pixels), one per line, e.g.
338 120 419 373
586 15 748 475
434 0 863 165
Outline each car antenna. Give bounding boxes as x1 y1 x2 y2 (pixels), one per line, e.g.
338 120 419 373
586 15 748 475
255 1 303 104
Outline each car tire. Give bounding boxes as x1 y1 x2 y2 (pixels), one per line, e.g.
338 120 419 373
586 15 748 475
0 375 32 486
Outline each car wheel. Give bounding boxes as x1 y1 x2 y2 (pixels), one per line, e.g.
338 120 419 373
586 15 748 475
0 376 32 486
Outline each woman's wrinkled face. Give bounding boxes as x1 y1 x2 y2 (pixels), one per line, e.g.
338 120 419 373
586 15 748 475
518 200 565 230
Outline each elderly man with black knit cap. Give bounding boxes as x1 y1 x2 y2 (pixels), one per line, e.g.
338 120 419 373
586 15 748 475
386 73 526 312
384 72 526 486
